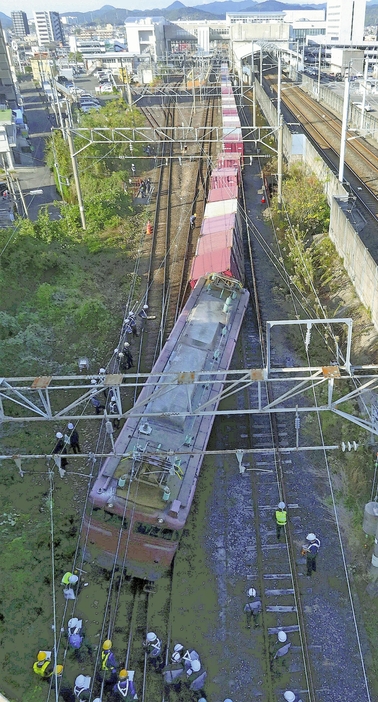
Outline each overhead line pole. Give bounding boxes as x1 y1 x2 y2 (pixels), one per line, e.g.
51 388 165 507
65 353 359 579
66 121 86 230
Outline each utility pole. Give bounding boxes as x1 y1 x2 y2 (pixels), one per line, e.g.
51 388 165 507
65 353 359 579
66 122 86 230
260 47 263 83
277 113 283 206
251 42 256 128
317 44 322 101
277 51 281 121
338 71 350 183
192 69 196 114
360 56 369 130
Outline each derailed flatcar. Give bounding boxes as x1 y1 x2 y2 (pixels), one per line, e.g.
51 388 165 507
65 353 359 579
84 274 249 580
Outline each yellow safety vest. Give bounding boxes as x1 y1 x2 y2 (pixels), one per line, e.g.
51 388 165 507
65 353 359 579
61 571 73 585
275 510 287 526
101 650 111 670
33 660 52 677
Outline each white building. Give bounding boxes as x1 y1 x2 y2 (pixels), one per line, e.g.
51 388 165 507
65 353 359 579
125 17 166 61
34 11 65 46
326 0 366 44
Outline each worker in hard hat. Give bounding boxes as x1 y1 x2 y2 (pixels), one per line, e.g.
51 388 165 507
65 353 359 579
113 669 137 700
50 665 64 690
186 658 207 692
301 533 321 577
270 631 292 671
52 431 68 468
190 213 197 229
143 631 163 669
274 501 287 540
99 639 118 682
243 587 262 628
74 674 91 700
33 651 53 678
61 571 79 600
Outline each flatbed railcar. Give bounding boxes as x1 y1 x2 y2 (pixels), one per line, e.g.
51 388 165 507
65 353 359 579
84 274 249 580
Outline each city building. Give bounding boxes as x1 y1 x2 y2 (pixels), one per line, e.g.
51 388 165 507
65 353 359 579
34 11 65 46
326 0 366 44
11 11 30 38
125 18 167 61
0 24 18 108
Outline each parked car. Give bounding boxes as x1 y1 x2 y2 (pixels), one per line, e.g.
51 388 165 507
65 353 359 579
81 104 101 113
352 102 373 112
99 83 114 93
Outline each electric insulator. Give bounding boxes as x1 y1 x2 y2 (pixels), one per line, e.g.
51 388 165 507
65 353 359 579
295 416 301 430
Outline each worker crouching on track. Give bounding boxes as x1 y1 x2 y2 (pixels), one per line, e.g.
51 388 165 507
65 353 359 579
33 651 63 679
74 674 91 700
143 631 163 670
244 587 262 628
270 631 292 672
186 657 207 692
112 669 138 700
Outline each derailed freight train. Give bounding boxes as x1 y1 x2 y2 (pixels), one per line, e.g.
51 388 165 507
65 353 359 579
83 65 249 581
84 274 249 580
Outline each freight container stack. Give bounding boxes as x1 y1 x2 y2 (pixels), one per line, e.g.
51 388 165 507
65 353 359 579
190 63 244 287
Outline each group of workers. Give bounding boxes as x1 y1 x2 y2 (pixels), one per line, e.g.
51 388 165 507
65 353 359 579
274 502 321 576
52 424 81 469
240 502 321 701
34 615 212 701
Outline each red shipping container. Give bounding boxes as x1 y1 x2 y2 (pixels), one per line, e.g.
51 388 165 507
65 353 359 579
208 184 238 202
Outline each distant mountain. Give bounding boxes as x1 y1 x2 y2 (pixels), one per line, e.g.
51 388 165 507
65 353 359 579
194 0 325 14
61 4 218 24
0 12 12 29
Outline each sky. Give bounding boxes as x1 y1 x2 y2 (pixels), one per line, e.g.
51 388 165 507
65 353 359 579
12 0 327 20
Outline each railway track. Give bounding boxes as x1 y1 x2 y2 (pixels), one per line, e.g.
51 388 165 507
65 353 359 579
266 76 378 220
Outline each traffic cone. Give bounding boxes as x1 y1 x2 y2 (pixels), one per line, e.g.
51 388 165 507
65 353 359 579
146 220 153 235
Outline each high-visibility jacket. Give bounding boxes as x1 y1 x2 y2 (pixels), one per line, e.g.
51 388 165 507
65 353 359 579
101 650 116 670
61 571 74 585
275 510 287 526
33 659 52 677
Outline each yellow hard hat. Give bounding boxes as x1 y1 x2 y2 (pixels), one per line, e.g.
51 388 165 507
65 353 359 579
103 639 112 650
54 665 64 675
37 651 47 662
119 669 128 680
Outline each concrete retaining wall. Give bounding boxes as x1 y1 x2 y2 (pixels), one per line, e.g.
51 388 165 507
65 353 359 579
254 78 378 332
329 201 378 326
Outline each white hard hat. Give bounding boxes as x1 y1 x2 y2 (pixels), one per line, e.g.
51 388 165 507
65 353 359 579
143 304 149 309
114 348 119 354
129 311 136 317
68 617 80 629
56 432 63 439
147 632 157 642
278 501 286 509
278 631 287 642
284 692 296 702
118 352 124 358
67 423 74 430
223 699 234 702
306 533 316 541
99 368 105 374
172 651 182 662
247 588 256 597
75 675 90 689
91 378 97 385
174 643 184 652
124 342 130 348
191 659 201 672
69 574 78 584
